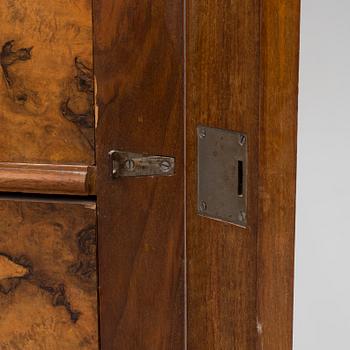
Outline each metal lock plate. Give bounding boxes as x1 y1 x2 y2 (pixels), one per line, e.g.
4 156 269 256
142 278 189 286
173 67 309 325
109 150 175 178
197 125 248 227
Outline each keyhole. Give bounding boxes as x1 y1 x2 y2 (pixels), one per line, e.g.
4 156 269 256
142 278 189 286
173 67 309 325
237 160 244 197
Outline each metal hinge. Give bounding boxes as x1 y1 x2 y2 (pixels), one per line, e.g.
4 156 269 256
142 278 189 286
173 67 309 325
109 150 175 178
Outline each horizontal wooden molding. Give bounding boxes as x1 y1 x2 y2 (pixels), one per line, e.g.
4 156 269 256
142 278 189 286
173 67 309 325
0 163 96 196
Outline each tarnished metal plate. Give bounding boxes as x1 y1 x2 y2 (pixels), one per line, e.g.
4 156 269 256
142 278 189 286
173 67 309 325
109 150 175 178
197 125 247 227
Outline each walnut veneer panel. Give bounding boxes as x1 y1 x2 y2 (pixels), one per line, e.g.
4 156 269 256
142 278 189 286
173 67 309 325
0 198 98 349
0 1 94 165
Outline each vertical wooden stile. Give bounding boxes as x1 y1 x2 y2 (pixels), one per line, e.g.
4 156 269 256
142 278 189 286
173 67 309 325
257 1 301 348
186 0 300 349
93 1 185 349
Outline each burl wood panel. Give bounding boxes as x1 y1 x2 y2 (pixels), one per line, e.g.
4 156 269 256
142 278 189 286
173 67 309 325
0 198 98 349
0 1 94 165
257 1 300 349
94 0 184 349
186 0 260 348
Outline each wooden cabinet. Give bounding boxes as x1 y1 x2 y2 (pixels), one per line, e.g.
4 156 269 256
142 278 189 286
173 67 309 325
0 1 300 349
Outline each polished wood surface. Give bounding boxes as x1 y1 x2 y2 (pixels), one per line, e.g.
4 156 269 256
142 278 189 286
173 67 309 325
0 198 98 349
186 1 260 348
0 0 94 165
257 1 300 349
0 163 96 195
94 0 184 349
186 0 299 349
0 1 299 348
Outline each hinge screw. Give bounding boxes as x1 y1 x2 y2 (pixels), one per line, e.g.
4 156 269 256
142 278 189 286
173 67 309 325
160 160 172 173
124 159 135 171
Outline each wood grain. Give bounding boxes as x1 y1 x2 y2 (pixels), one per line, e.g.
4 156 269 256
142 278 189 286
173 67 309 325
257 1 300 349
186 0 261 348
0 163 96 195
93 0 184 349
187 0 299 349
0 198 98 349
0 0 94 165
0 254 28 280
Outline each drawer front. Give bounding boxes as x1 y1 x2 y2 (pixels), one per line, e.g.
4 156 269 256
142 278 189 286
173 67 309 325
0 1 93 165
0 199 98 349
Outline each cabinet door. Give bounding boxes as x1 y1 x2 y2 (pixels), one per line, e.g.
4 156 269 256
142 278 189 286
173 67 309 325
0 1 93 164
93 1 185 349
93 1 300 349
0 198 98 349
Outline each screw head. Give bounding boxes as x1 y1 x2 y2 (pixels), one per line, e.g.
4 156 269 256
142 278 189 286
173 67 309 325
160 160 172 173
199 201 208 212
124 159 135 171
199 128 207 139
239 135 246 146
238 210 246 222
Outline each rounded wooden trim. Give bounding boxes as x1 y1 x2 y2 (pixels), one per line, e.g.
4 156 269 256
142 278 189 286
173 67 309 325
0 163 96 195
